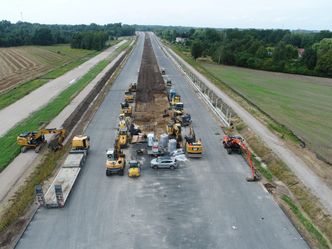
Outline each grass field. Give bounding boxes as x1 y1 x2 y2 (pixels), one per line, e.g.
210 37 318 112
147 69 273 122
0 45 97 93
203 63 332 162
0 40 131 171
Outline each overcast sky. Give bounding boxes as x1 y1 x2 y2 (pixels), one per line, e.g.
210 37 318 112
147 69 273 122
1 0 331 30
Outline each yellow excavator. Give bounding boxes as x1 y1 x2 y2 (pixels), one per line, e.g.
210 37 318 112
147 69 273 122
17 128 66 153
184 127 203 158
166 120 182 143
105 138 126 176
118 120 129 148
171 95 181 106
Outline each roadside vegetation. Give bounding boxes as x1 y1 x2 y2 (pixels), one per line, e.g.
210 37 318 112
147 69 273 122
157 28 332 77
0 40 130 171
163 41 332 249
0 41 135 246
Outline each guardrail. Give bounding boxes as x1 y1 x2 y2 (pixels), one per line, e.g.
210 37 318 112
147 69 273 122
155 37 233 127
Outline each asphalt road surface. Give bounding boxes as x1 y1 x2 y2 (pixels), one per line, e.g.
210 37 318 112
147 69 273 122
16 33 309 249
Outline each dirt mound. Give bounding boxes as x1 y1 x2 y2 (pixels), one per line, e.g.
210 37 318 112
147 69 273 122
135 34 170 137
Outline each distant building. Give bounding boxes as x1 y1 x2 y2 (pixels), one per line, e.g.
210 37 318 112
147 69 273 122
175 37 187 43
298 48 305 58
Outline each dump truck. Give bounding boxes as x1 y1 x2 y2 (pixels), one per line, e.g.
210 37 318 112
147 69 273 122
35 135 90 208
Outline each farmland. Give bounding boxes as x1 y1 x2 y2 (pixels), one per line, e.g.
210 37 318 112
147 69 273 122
0 45 97 93
203 63 332 163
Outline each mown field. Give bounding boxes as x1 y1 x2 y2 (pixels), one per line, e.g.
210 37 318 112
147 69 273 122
0 45 96 92
203 63 332 162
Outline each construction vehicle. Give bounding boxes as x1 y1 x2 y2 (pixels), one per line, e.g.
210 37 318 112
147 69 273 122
128 83 137 92
118 120 129 148
180 113 192 127
124 91 134 103
128 160 141 177
171 95 181 106
17 128 66 153
222 135 244 154
168 88 176 101
36 135 89 208
173 102 184 116
183 127 203 158
105 138 126 176
166 79 172 87
120 101 132 117
223 135 260 181
166 121 182 143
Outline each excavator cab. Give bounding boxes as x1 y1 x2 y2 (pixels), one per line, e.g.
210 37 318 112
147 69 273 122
171 95 181 106
173 102 184 116
223 135 244 154
120 101 132 117
184 128 202 158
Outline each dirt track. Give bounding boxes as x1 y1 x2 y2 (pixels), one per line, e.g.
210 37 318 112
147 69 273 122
135 34 169 136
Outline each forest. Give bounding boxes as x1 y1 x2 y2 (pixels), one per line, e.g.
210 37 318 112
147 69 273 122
157 28 332 77
0 21 135 50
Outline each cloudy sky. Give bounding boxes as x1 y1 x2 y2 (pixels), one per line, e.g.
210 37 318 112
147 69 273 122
1 0 331 30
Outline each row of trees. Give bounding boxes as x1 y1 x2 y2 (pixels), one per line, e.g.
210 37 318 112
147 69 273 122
0 20 135 48
157 28 332 77
71 31 108 50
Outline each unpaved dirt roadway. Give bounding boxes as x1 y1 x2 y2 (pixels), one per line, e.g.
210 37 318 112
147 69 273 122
153 34 332 215
15 33 308 249
0 50 127 203
0 40 127 137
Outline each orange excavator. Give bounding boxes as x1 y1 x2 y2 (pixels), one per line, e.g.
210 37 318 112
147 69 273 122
223 135 260 182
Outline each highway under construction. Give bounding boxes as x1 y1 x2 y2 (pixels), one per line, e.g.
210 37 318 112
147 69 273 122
14 33 309 249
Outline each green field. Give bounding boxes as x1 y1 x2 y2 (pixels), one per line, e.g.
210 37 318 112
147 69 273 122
203 63 332 162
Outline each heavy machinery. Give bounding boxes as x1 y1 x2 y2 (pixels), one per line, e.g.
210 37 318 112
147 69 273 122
118 120 129 148
120 101 132 117
124 91 134 103
184 127 203 158
17 128 66 153
180 113 192 127
128 83 137 92
128 160 141 177
173 102 184 116
223 134 260 181
71 135 90 152
171 95 181 106
105 138 126 176
166 121 182 143
36 135 89 208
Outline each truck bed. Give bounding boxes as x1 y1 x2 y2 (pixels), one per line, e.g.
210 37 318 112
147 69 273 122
44 168 81 208
62 153 86 168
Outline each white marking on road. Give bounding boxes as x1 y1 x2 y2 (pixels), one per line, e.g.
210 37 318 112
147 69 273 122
69 78 77 84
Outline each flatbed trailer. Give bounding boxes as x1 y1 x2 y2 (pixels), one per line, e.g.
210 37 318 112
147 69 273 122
36 151 87 208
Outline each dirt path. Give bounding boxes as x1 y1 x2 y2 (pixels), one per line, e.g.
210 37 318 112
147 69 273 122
155 35 332 215
0 40 127 137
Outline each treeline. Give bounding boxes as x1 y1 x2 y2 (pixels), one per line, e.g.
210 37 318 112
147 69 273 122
0 20 135 49
157 28 332 77
71 31 108 50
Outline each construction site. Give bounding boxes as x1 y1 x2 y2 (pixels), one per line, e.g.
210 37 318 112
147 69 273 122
0 32 317 249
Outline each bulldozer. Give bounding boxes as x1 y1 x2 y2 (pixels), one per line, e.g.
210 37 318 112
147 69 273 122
105 138 126 176
183 127 202 158
17 128 66 153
